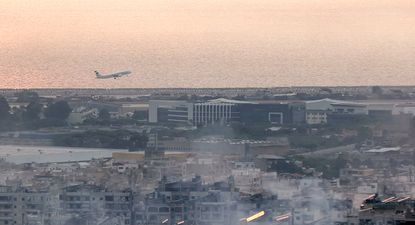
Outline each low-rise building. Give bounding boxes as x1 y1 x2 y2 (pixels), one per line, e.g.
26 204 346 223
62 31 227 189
59 184 133 225
359 196 415 225
67 107 98 125
306 110 328 124
138 176 238 225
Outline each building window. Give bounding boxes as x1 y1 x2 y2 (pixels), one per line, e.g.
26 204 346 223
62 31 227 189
148 207 158 213
269 112 283 124
159 207 169 213
105 196 114 201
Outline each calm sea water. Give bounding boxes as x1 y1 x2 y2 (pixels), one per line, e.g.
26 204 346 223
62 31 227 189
1 0 415 88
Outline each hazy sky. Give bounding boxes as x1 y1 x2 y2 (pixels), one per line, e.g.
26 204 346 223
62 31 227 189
1 0 415 88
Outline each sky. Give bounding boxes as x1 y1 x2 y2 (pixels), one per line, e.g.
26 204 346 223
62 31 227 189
1 0 415 88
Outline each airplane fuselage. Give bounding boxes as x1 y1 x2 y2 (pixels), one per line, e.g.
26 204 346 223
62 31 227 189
95 70 131 79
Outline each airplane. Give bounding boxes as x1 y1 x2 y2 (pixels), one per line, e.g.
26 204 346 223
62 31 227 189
95 70 131 79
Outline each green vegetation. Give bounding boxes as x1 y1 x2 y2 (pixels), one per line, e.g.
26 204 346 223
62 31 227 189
0 96 12 131
98 108 111 120
132 110 148 121
189 120 375 150
299 155 348 179
269 159 304 174
0 96 10 121
44 101 72 120
288 125 372 150
372 86 383 97
269 155 348 179
15 91 39 102
189 123 271 140
23 101 43 121
83 117 137 126
0 94 72 130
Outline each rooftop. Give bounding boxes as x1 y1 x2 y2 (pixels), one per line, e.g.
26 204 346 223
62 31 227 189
206 98 257 104
0 145 122 164
366 147 401 153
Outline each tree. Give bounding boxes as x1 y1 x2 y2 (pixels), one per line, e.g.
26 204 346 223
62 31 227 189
190 94 199 101
132 110 148 121
409 116 415 145
177 95 189 100
10 106 24 123
357 126 373 141
129 134 149 150
320 87 333 94
372 86 383 96
301 155 348 179
23 101 43 121
232 95 246 100
270 160 303 174
98 108 111 120
16 91 39 102
0 96 10 121
44 100 71 120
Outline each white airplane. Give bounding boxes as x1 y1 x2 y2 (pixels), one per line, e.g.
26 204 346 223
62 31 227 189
95 70 131 79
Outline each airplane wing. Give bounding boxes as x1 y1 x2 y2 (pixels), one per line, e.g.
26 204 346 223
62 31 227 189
95 70 131 79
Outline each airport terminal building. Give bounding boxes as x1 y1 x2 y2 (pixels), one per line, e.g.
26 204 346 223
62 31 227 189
148 98 305 126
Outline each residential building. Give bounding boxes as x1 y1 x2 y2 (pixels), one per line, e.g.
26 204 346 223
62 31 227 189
59 184 133 225
359 196 415 225
137 176 238 225
0 186 52 225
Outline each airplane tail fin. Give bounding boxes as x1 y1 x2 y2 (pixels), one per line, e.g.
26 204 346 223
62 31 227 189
94 71 101 77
